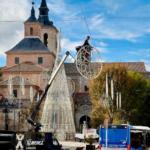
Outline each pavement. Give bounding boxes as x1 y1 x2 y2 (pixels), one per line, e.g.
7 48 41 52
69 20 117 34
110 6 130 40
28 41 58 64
60 141 99 150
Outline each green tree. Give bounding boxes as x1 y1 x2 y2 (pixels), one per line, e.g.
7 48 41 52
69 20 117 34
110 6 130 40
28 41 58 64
126 72 150 125
89 65 150 127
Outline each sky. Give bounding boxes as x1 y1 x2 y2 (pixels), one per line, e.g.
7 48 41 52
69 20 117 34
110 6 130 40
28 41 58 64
0 0 150 71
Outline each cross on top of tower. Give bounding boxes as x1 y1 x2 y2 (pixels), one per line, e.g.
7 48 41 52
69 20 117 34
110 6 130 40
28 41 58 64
25 0 37 22
32 1 35 6
38 0 53 25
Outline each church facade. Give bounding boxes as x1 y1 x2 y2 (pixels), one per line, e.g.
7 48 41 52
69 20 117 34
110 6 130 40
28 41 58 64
0 0 148 132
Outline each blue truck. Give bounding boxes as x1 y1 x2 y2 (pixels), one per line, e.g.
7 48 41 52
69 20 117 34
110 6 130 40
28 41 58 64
98 124 150 150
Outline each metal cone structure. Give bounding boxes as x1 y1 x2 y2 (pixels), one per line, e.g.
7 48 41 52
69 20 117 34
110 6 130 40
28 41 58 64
41 63 75 140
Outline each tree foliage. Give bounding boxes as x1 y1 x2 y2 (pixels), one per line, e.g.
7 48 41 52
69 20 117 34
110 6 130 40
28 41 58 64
89 65 150 127
126 71 150 125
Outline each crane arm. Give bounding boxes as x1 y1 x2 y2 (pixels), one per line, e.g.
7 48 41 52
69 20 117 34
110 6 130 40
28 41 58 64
27 51 70 127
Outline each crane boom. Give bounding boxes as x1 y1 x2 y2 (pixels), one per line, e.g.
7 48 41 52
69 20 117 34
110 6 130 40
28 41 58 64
27 51 70 127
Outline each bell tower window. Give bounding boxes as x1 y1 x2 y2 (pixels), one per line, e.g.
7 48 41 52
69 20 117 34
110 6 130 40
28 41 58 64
84 85 89 92
30 27 33 35
44 33 48 47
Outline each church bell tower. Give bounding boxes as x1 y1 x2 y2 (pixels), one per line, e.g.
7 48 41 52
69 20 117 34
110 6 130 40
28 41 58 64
24 0 58 56
38 0 58 56
24 2 41 37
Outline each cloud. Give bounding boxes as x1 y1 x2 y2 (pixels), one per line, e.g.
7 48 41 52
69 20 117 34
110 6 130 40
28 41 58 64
0 0 149 70
145 65 150 71
60 37 107 63
47 0 78 19
128 49 150 58
94 0 124 13
145 63 150 72
90 14 104 29
0 0 30 56
88 14 150 41
140 60 150 71
61 38 82 52
98 41 108 47
48 0 69 16
94 46 108 54
48 0 150 42
0 0 30 20
86 1 150 41
61 37 108 54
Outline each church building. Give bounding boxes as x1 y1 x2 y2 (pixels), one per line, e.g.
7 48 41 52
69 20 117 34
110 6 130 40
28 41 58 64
0 0 148 133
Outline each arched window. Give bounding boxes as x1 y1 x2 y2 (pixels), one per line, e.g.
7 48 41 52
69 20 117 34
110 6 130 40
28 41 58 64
79 115 91 128
84 85 89 92
30 27 33 35
44 33 48 47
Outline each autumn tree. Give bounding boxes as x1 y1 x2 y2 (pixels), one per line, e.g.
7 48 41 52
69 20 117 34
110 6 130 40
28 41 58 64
89 64 150 127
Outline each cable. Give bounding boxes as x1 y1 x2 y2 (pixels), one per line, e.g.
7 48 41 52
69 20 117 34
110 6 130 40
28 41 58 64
78 4 92 37
0 21 24 23
83 16 92 37
1 14 150 23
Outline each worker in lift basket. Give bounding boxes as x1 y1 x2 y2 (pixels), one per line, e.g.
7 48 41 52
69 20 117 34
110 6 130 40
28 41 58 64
76 36 93 63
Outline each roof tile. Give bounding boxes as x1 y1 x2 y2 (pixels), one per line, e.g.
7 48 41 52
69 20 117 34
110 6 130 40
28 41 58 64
6 37 50 53
3 62 48 72
64 62 146 75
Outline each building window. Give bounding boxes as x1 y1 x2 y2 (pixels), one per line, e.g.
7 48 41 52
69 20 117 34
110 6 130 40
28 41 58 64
44 33 48 47
13 89 17 98
15 57 19 64
30 27 33 35
38 57 43 64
